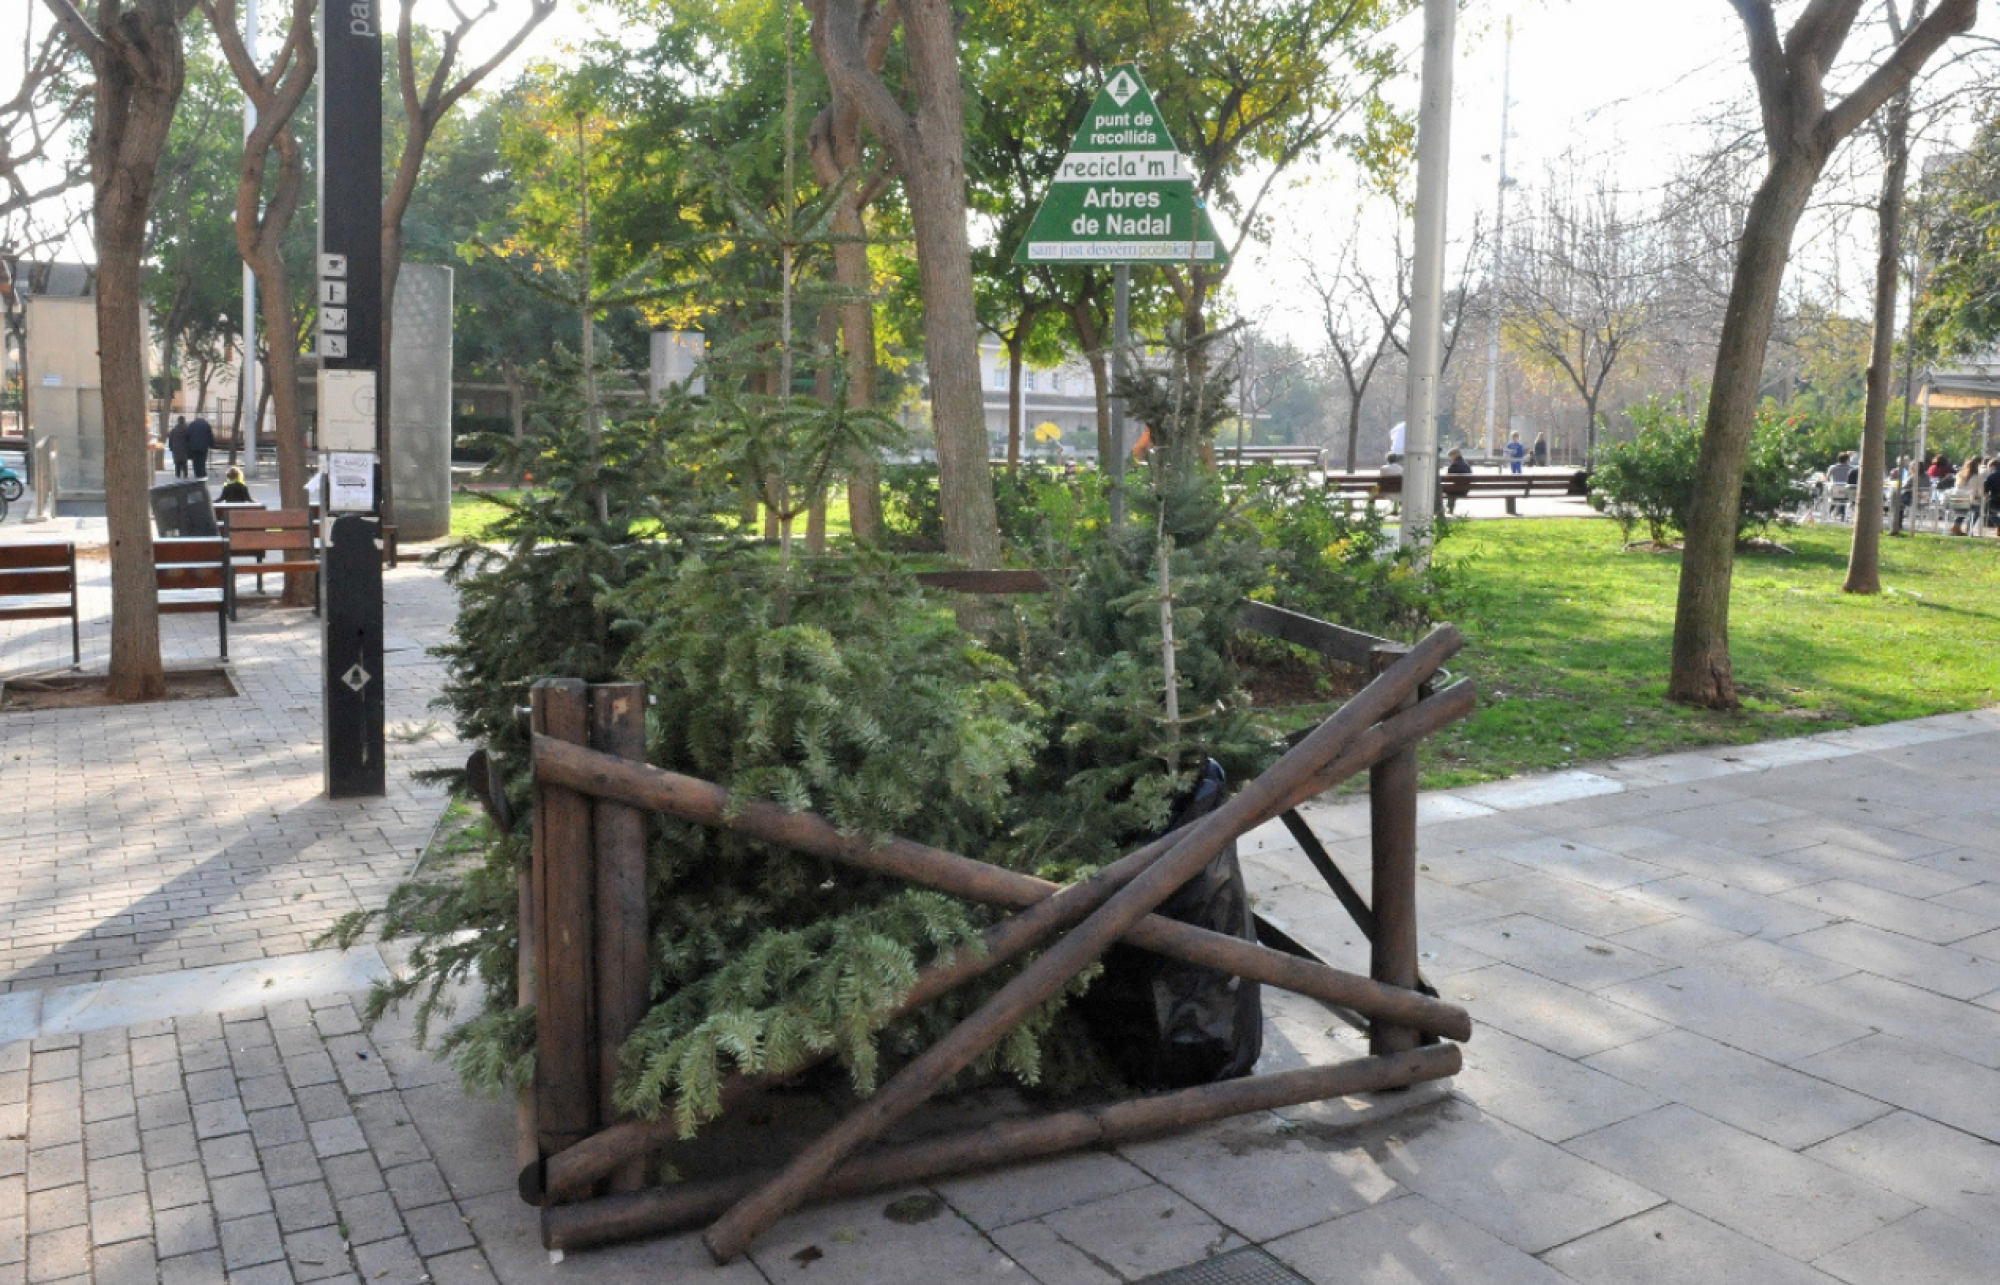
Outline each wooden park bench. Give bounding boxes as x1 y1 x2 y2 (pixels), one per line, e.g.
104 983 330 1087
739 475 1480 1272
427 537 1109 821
154 537 229 659
1328 469 1592 516
1221 444 1326 470
0 542 81 667
221 508 320 620
219 501 399 568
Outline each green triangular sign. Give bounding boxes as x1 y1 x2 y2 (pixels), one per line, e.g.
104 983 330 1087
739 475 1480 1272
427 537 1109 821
1014 64 1228 266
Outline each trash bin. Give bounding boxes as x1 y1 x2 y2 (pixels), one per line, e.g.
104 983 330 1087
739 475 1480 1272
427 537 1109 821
150 479 219 537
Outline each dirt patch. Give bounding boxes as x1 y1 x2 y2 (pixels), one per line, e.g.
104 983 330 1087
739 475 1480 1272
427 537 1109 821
1238 646 1364 708
1 667 238 712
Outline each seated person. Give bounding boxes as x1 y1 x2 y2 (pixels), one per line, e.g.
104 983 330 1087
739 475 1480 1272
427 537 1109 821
1443 448 1472 512
217 467 254 504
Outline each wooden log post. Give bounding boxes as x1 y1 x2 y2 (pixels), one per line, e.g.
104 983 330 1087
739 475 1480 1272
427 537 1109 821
540 682 1477 1204
529 680 598 1165
1367 645 1422 1058
545 1043 1460 1253
516 866 542 1204
701 626 1463 1263
589 683 650 1195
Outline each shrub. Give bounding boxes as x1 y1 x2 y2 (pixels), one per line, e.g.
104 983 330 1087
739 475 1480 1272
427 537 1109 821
1239 466 1456 641
1591 398 1810 546
878 462 944 551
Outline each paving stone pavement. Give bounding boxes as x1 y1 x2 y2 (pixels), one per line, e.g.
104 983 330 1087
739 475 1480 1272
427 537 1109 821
8 514 2000 1282
0 546 462 992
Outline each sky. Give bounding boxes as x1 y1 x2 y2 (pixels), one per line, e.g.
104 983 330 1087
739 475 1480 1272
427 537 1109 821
10 0 1999 333
1237 0 2000 347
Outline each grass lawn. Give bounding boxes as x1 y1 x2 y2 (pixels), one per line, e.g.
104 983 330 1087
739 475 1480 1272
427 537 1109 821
445 488 1998 790
448 488 855 544
1410 518 2000 788
449 490 518 542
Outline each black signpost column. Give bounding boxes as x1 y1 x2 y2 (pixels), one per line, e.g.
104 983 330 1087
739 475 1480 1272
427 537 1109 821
319 1 386 798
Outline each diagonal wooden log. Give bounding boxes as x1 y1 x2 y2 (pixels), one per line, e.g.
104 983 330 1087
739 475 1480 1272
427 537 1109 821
544 1043 1460 1252
700 625 1463 1262
538 678 1476 1204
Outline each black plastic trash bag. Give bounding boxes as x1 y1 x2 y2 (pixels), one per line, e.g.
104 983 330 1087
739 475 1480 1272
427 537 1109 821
1080 759 1263 1089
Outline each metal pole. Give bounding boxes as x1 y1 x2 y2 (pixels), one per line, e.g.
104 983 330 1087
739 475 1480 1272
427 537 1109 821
1110 263 1130 527
1481 18 1512 459
241 0 260 478
1917 377 1931 470
1400 0 1456 552
319 0 386 798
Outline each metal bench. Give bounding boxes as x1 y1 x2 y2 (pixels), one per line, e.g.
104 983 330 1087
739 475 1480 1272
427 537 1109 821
0 543 81 667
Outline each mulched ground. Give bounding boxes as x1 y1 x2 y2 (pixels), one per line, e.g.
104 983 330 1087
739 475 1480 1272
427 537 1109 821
1 667 238 712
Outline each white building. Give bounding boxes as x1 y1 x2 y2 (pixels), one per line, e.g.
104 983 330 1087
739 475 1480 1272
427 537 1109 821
979 340 1102 460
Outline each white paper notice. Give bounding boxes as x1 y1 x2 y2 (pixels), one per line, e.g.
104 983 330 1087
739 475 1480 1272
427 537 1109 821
327 452 376 512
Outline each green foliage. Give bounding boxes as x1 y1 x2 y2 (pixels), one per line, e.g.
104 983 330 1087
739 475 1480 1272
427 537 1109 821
1591 399 1810 546
1000 360 1277 880
1239 467 1454 640
878 463 945 552
605 556 1048 1130
1915 112 2000 361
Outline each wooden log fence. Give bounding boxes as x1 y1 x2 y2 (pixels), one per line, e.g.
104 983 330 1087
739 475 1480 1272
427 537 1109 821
511 591 1475 1260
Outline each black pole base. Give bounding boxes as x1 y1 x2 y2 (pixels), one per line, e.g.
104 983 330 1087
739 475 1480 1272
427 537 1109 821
324 514 386 799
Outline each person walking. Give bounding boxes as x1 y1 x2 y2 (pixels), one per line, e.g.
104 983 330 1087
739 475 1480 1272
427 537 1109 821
1504 430 1526 475
185 415 215 479
167 416 190 479
1531 432 1549 467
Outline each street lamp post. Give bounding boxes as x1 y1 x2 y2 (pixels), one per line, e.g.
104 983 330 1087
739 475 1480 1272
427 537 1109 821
1400 0 1458 553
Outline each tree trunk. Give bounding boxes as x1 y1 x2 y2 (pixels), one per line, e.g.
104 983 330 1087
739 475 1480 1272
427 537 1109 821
1845 92 1912 595
812 0 998 568
1668 155 1820 709
892 15 998 566
239 123 312 605
1067 301 1111 464
79 0 189 703
1005 335 1024 468
1347 389 1364 471
503 358 526 440
808 97 884 544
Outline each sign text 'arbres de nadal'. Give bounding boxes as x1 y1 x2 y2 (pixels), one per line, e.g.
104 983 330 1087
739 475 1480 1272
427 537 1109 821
1016 63 1227 266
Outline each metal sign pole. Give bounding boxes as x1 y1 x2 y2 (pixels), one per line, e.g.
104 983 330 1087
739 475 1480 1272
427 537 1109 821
318 0 387 798
1110 263 1130 527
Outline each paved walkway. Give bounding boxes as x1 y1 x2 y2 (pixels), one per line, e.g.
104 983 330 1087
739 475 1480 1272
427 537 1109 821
4 522 2000 1282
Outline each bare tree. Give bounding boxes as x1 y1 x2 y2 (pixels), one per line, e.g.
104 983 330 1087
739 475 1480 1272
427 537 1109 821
808 0 999 569
1503 171 1657 464
42 0 199 702
1 13 90 246
202 0 315 604
1307 228 1403 471
380 0 555 522
1670 0 1978 709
